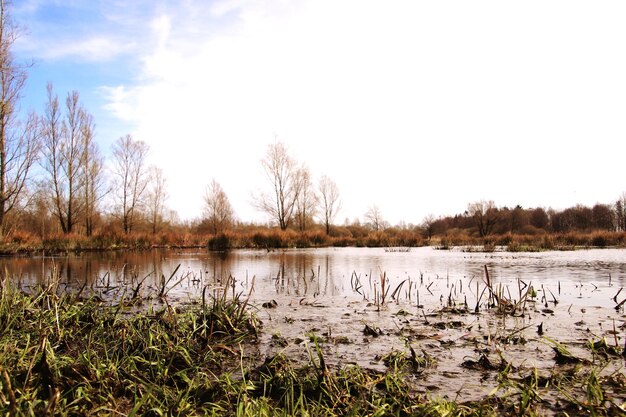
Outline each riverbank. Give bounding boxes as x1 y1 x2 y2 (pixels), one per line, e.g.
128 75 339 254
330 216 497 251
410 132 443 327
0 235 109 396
1 278 625 416
1 229 626 255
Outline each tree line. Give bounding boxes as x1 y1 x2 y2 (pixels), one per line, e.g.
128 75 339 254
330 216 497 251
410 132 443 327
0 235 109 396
422 199 626 241
2 2 626 249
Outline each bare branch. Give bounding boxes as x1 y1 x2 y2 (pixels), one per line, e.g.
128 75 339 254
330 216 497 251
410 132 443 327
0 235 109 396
203 179 234 234
111 134 149 234
317 175 341 235
254 140 302 230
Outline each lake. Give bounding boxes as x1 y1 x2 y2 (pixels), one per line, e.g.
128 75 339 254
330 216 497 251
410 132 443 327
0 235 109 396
4 246 626 306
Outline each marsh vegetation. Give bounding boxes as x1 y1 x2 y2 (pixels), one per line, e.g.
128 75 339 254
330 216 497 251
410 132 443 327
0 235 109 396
1 247 626 415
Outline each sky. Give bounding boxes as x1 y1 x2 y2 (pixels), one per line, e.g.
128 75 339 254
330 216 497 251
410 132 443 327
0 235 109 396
12 0 626 226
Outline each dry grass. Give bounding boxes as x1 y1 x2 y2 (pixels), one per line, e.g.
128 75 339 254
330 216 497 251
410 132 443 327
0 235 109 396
2 226 625 255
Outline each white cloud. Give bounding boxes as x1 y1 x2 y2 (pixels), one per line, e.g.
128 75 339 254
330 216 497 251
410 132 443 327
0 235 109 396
100 85 141 122
14 1 156 62
151 14 171 48
102 0 626 224
39 36 137 62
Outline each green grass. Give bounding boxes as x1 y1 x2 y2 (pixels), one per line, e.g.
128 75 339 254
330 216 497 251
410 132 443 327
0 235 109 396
1 278 626 416
0 279 258 416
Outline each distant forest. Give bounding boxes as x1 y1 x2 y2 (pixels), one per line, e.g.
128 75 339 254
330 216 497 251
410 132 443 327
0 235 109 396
423 200 622 239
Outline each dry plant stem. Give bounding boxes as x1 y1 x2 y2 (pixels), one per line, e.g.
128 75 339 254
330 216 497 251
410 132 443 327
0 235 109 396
613 287 623 302
2 368 17 415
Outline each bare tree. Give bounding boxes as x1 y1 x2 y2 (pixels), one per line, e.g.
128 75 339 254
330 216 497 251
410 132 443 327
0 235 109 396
81 112 106 236
111 134 149 234
41 85 88 234
27 180 51 238
500 205 530 234
421 214 437 240
0 2 40 236
203 178 234 234
467 200 499 238
529 207 549 230
365 205 385 231
592 203 614 231
41 85 62 230
294 167 316 232
615 193 626 231
62 90 85 233
147 166 167 234
317 175 341 235
255 141 303 230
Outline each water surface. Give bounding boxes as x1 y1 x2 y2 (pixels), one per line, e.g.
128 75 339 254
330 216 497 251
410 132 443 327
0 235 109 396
5 246 626 306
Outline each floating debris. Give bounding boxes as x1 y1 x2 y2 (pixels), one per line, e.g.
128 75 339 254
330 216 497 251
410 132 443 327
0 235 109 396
363 324 383 337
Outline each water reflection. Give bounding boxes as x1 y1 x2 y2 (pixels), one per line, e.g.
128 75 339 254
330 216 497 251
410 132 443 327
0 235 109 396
3 247 626 304
196 250 338 299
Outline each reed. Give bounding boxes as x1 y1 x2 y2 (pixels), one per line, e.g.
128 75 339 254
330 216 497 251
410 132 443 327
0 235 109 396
0 268 625 416
4 227 626 255
480 265 543 316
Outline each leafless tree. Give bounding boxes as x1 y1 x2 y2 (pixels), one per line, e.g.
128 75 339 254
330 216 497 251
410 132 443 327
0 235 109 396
592 203 614 231
294 167 316 232
63 91 85 232
28 180 51 238
467 200 499 238
203 178 234 234
365 205 385 231
0 2 40 236
255 141 303 230
111 134 149 234
508 205 529 233
317 175 341 235
529 207 549 230
41 86 62 230
80 112 106 236
147 166 167 234
615 193 626 231
421 214 437 240
41 85 88 234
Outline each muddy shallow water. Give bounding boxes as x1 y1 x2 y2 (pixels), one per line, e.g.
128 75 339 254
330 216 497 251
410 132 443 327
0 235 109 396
4 246 626 406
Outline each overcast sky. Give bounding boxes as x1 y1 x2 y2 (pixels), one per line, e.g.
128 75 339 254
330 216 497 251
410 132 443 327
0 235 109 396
13 1 626 226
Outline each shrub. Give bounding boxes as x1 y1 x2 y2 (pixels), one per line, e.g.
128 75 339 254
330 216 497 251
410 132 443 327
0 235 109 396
591 233 608 247
252 230 297 249
208 233 232 251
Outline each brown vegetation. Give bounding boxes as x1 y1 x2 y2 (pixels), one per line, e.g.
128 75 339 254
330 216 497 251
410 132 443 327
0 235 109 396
4 197 626 253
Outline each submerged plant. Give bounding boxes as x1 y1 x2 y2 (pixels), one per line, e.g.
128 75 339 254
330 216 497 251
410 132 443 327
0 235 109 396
543 337 585 365
381 343 435 375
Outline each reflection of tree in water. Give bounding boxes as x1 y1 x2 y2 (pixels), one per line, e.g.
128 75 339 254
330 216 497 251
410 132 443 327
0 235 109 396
95 250 168 294
205 251 234 285
273 252 304 296
271 251 337 297
44 258 76 288
2 248 346 300
149 250 165 288
321 254 332 296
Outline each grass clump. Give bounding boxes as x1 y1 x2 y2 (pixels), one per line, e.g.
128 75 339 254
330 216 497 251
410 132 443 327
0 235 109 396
0 278 259 416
